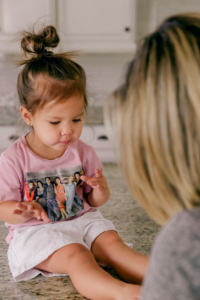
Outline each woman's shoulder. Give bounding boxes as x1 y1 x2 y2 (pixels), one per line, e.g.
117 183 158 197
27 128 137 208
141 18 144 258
141 207 200 300
158 207 200 242
149 207 200 272
153 207 200 253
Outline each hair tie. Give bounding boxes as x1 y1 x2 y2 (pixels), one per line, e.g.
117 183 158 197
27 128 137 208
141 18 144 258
43 49 53 55
37 50 53 57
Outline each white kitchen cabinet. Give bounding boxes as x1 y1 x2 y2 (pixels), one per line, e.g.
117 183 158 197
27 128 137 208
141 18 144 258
81 125 115 162
0 0 56 53
58 0 136 52
0 0 135 53
0 0 55 34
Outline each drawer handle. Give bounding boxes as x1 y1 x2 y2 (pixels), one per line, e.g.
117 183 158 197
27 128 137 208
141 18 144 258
98 135 108 140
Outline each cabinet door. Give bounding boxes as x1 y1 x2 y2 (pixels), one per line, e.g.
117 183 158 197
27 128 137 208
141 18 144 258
0 0 56 53
58 0 136 52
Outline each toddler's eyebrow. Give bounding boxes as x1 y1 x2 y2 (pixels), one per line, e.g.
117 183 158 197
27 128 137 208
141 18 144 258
73 112 84 118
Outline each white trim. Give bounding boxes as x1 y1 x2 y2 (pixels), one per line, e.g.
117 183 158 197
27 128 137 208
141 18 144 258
60 38 136 53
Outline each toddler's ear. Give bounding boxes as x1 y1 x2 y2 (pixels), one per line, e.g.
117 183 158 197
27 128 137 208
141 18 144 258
20 106 33 126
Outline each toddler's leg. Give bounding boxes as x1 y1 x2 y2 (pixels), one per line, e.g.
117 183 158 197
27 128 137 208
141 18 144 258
91 231 149 284
35 243 140 300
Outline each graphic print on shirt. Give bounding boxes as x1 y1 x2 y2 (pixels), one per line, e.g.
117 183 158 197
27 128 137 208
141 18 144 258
25 165 85 222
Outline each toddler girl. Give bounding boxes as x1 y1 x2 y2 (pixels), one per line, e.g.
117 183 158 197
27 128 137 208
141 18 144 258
0 26 148 300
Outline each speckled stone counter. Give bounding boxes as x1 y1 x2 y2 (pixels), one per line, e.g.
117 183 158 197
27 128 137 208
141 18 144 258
0 163 160 300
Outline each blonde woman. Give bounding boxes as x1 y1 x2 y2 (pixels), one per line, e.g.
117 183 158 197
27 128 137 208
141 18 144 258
105 13 200 300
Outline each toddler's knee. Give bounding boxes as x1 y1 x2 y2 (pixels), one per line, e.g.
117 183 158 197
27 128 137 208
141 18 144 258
102 231 123 249
92 231 123 261
65 243 90 263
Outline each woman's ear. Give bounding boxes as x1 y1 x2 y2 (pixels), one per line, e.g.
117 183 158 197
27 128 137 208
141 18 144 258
20 106 33 126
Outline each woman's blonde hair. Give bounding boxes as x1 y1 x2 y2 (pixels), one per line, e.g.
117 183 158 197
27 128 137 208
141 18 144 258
105 13 200 225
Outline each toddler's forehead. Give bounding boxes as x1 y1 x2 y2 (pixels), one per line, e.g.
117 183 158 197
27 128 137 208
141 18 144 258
35 93 84 117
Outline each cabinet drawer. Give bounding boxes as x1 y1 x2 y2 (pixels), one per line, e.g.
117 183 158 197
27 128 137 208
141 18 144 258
80 125 115 162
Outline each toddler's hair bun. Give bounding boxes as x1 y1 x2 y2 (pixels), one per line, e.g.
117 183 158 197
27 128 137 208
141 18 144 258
21 25 60 56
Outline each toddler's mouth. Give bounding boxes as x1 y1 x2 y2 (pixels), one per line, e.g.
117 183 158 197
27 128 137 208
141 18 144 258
60 140 70 145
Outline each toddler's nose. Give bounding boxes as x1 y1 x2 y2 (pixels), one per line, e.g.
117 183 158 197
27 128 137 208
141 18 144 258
61 126 73 136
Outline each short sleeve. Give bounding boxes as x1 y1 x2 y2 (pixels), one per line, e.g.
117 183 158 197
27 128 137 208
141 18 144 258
0 153 22 202
141 209 200 300
82 145 103 194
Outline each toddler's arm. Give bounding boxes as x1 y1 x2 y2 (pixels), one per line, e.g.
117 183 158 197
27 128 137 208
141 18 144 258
0 200 50 224
81 169 110 207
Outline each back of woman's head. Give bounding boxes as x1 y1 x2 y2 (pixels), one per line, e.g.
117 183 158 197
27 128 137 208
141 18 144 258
17 25 87 115
105 13 200 225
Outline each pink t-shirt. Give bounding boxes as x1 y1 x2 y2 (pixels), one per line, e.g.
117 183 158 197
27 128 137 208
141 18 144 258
0 135 103 244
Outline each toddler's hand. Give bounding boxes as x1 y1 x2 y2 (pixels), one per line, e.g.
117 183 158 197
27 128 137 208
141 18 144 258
13 202 50 223
81 169 108 196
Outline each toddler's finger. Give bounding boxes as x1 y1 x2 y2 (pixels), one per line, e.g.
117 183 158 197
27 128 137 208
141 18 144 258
96 184 101 189
13 209 23 215
95 169 102 177
15 202 26 210
88 178 107 188
27 204 34 211
88 181 98 187
80 175 91 182
41 211 50 223
34 209 42 220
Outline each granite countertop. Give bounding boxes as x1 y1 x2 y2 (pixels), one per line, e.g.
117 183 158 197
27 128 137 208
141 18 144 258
0 163 160 300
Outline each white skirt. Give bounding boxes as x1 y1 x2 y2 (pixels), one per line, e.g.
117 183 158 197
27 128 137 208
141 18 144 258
7 210 117 281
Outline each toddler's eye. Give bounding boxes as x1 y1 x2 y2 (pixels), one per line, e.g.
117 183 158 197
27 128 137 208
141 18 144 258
50 121 60 125
73 119 81 123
